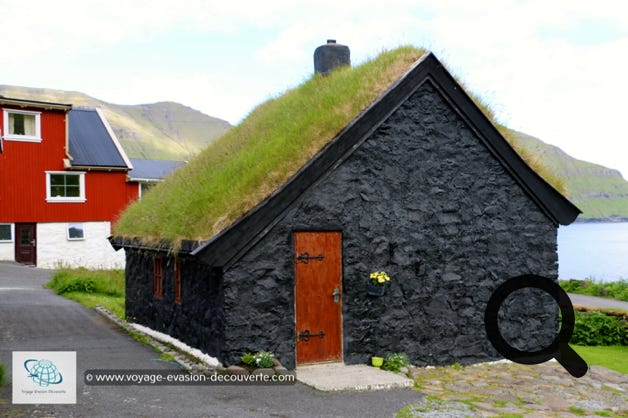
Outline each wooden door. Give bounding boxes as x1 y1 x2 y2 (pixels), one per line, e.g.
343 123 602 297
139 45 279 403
294 231 342 364
15 223 37 265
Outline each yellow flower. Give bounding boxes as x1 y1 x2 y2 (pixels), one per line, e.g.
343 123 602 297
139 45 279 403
370 271 392 285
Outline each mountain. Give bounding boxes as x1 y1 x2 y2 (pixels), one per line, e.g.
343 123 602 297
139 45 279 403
2 85 626 221
0 85 231 160
508 130 628 222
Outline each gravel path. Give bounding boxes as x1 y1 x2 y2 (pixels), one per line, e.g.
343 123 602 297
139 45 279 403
401 360 627 417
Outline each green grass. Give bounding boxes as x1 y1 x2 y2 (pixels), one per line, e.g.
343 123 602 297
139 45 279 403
0 363 4 386
493 399 508 408
569 405 586 416
499 128 566 195
47 268 125 319
160 352 176 362
571 345 628 374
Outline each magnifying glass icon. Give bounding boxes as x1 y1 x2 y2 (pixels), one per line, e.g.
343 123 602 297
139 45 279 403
484 274 588 378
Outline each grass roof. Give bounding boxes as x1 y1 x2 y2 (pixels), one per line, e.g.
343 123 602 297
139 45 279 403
114 45 565 248
114 46 427 245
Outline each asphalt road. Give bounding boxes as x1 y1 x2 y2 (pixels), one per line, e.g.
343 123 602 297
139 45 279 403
568 292 628 311
0 263 421 417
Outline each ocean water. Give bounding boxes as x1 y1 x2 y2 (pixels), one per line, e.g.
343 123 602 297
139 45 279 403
557 222 628 282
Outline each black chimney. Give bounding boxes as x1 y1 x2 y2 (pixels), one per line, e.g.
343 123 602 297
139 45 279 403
314 39 350 75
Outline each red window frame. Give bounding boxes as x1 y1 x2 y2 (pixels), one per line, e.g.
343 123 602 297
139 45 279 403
174 257 182 304
153 255 163 298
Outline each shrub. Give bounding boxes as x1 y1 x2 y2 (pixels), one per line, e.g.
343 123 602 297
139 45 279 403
570 311 628 346
253 351 275 368
240 351 274 368
382 352 410 372
240 352 256 366
58 276 96 294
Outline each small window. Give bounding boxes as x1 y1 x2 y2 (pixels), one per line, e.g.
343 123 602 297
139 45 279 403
3 109 41 141
139 182 156 199
0 224 13 242
153 255 163 299
67 223 85 240
174 258 182 304
46 172 86 202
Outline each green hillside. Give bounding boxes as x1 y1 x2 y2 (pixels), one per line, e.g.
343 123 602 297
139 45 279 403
0 85 230 160
2 81 626 222
508 130 628 221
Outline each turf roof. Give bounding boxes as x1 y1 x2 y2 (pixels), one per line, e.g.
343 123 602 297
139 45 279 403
114 45 566 247
114 46 427 245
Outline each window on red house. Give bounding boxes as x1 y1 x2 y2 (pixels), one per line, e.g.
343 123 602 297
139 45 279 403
3 109 41 141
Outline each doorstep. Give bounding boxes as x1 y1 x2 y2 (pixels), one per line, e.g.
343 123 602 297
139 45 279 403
296 362 414 392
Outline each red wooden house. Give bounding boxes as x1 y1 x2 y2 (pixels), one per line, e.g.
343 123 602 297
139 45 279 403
0 97 138 268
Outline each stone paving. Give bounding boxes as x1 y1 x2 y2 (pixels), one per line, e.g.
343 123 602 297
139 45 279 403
401 360 627 417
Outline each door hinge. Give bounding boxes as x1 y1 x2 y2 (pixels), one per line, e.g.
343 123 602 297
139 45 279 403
297 329 326 342
295 252 324 264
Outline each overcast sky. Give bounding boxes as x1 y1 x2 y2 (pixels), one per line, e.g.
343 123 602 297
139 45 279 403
2 0 627 178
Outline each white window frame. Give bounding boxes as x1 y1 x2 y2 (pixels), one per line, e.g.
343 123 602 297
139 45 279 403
67 223 85 241
46 171 86 203
2 109 42 142
0 223 13 242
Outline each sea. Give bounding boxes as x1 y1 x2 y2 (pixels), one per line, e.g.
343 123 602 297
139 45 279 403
557 222 628 282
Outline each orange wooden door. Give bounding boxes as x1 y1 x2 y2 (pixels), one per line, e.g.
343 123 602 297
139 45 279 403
294 231 342 364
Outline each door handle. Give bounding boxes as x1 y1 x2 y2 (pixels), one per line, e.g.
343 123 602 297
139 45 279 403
332 288 341 303
30 240 36 246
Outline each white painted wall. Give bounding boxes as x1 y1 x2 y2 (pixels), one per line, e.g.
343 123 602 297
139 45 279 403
0 223 15 261
0 241 14 261
37 222 125 269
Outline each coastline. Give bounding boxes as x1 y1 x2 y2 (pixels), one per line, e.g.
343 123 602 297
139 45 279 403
574 216 628 223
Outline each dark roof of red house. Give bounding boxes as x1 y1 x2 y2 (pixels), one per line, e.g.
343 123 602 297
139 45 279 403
128 159 186 182
68 108 131 170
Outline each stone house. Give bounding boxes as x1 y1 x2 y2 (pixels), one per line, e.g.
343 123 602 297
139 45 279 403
112 49 580 369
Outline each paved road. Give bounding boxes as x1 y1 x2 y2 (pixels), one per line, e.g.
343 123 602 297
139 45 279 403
0 263 421 417
568 292 628 311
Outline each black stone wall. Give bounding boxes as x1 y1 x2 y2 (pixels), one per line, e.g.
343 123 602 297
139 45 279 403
221 81 558 369
125 250 225 359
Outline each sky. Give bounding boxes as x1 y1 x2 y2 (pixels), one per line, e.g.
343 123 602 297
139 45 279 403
2 0 628 177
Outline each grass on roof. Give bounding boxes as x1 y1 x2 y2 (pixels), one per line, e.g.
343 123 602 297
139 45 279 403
114 45 566 248
114 46 427 245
